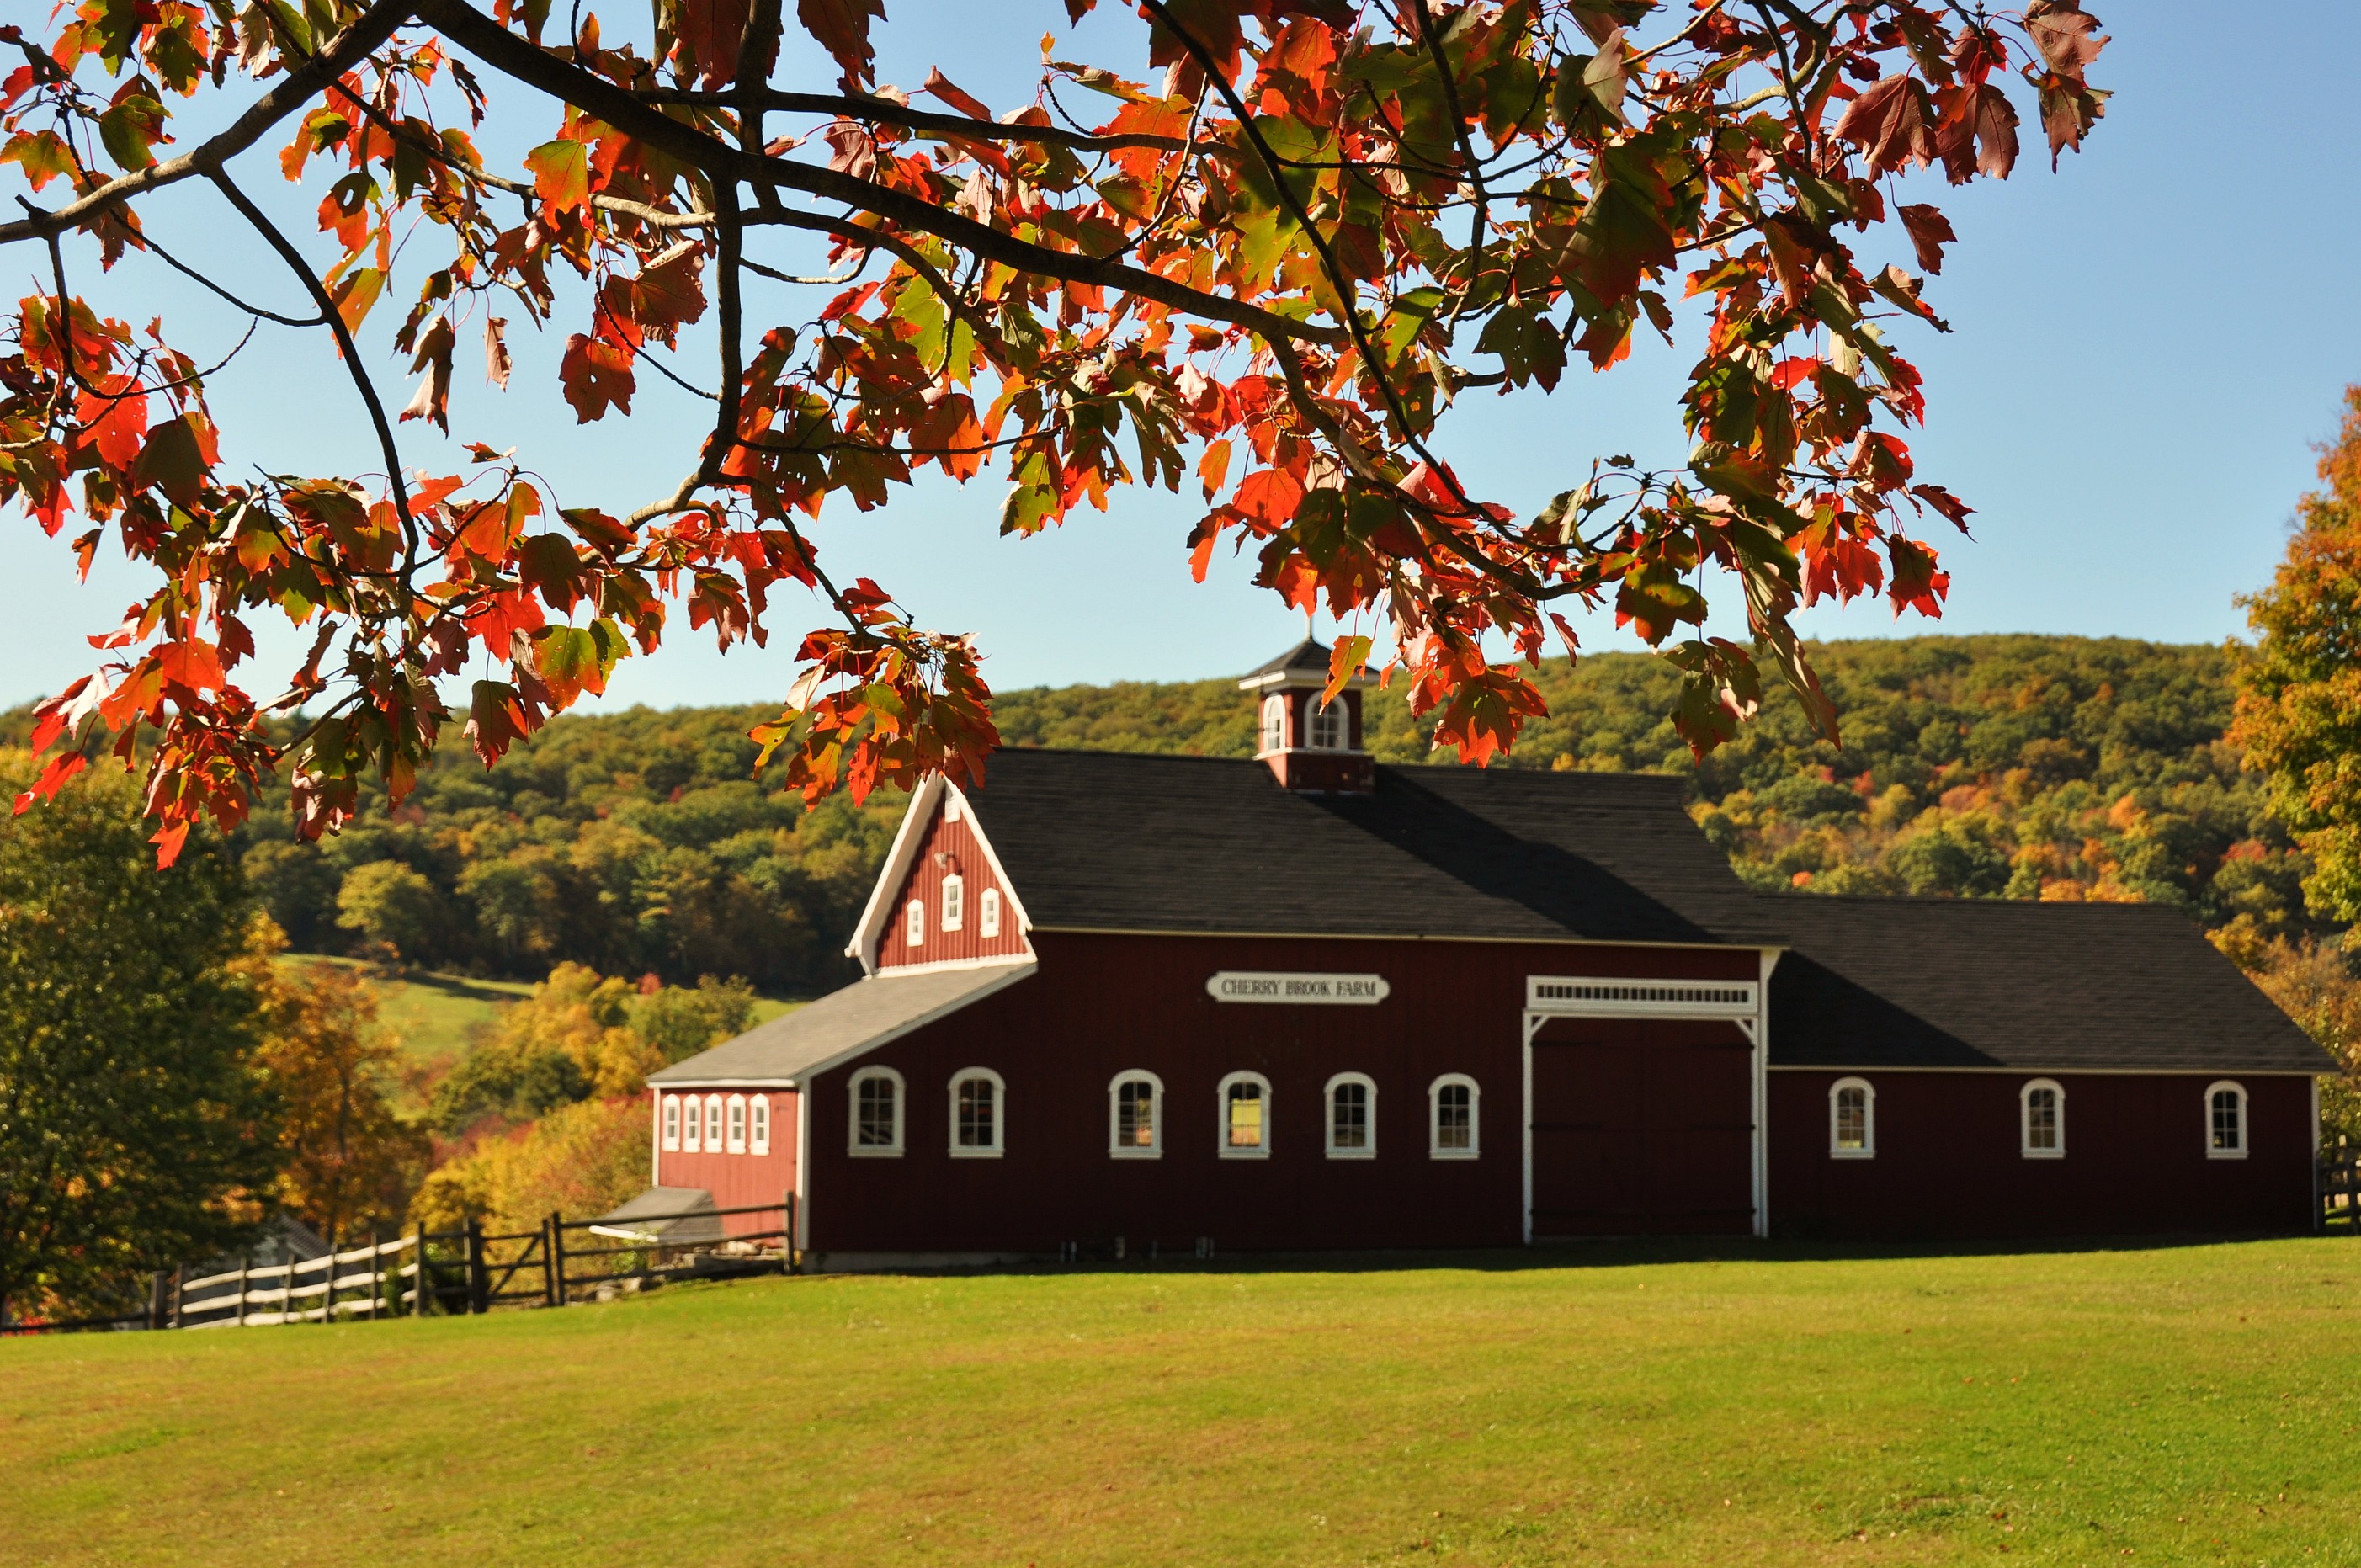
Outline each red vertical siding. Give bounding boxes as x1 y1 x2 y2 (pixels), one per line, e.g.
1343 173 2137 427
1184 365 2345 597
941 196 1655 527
804 930 1760 1257
1768 1071 2315 1239
653 1087 801 1237
875 795 1031 970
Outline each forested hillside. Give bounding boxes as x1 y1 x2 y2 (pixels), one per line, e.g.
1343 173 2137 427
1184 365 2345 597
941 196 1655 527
40 634 2317 997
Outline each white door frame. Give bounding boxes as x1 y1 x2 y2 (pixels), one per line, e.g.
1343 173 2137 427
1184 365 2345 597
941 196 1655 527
1521 970 1773 1242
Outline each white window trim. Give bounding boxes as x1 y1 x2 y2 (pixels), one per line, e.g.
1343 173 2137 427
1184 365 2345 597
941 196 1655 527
2019 1078 2066 1160
1325 1071 1377 1160
726 1092 747 1154
1259 694 1286 753
750 1094 770 1156
849 1066 906 1157
680 1092 702 1152
661 1093 682 1152
1217 1071 1273 1159
978 886 1002 938
1828 1076 1875 1160
1428 1073 1480 1159
703 1093 724 1153
949 1067 1006 1158
943 790 963 823
1109 1070 1164 1159
940 872 965 932
2205 1079 2249 1161
904 898 926 946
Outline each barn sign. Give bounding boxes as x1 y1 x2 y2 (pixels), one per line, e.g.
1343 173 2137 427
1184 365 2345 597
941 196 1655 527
1206 971 1391 1005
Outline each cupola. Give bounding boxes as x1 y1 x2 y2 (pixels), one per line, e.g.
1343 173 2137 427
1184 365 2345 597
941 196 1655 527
1238 639 1377 793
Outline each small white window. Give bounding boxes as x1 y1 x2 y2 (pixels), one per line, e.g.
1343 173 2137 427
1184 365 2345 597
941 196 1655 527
1259 694 1286 752
705 1094 725 1151
1109 1071 1162 1159
2206 1081 2247 1159
1309 699 1343 750
1428 1074 1479 1158
1829 1077 1874 1159
662 1093 682 1151
2021 1079 2065 1159
944 790 963 824
850 1067 905 1156
1326 1072 1376 1159
941 873 965 932
905 898 925 946
726 1093 747 1153
1218 1071 1271 1158
681 1092 702 1153
978 886 1002 938
950 1068 1004 1157
750 1095 770 1156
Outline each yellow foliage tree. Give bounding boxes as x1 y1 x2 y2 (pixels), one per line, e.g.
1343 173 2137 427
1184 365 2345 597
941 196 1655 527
411 1097 651 1236
237 922 433 1246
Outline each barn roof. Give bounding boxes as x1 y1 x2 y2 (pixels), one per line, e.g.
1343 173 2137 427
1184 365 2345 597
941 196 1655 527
650 961 1037 1087
1761 896 2335 1074
959 750 1773 947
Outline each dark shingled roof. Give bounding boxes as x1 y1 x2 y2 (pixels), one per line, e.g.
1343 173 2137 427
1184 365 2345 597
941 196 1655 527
1239 639 1335 679
965 749 1774 946
1761 896 2334 1074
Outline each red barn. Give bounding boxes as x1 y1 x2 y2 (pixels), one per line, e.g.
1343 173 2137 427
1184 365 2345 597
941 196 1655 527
631 642 2332 1265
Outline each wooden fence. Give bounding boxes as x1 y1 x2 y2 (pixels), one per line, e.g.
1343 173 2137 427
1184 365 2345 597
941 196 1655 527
7 1197 794 1336
2323 1141 2361 1233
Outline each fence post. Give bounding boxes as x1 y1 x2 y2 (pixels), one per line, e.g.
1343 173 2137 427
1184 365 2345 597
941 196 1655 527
169 1264 184 1331
146 1271 166 1331
547 1211 566 1308
784 1189 798 1274
234 1256 249 1327
465 1218 488 1315
408 1224 427 1316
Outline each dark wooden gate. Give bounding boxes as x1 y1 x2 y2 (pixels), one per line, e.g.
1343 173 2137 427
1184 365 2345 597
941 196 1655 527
1528 1017 1754 1238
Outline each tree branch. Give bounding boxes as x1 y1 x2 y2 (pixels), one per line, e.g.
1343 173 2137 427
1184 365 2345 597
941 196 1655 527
0 0 415 247
641 86 1237 159
412 0 1345 348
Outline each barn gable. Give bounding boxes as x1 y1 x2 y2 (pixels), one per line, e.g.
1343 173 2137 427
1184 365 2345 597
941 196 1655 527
847 774 1034 975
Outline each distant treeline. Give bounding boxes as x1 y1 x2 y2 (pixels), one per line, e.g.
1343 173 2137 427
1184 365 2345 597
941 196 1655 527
8 634 2327 992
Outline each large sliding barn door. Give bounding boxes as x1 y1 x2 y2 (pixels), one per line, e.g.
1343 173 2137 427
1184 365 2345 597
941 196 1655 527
1528 1017 1754 1237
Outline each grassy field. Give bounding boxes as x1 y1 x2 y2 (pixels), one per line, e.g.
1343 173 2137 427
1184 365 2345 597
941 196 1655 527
6 1239 2360 1566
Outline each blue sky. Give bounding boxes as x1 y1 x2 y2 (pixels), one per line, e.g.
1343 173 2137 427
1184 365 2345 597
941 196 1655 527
3 0 2357 710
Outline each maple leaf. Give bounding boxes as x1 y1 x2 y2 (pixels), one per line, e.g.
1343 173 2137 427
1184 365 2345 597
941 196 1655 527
1898 204 1956 274
559 332 635 422
799 0 883 89
1833 76 1934 174
399 314 456 433
484 316 513 390
524 138 589 214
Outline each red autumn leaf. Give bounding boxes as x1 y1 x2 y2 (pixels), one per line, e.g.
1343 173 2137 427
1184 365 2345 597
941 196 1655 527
1832 75 1934 174
1887 535 1951 618
558 332 635 422
154 638 226 693
799 0 884 88
11 751 86 816
1898 204 1957 274
399 313 456 433
922 66 992 121
524 138 589 213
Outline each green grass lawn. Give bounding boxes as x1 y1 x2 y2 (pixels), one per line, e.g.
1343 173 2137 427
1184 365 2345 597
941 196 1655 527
8 1240 2361 1566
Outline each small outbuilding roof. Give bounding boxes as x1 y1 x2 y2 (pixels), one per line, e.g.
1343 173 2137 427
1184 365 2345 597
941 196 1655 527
1237 638 1377 687
1763 896 2336 1074
960 750 1774 948
588 1187 725 1245
649 960 1038 1087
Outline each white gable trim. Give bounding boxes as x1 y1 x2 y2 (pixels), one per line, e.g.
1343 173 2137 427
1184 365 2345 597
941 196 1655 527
843 774 1034 975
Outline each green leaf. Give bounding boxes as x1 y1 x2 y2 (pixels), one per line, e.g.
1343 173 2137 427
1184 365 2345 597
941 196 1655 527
98 95 168 173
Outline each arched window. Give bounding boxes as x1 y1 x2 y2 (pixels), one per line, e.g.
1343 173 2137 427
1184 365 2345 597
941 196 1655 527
1309 699 1343 750
662 1093 682 1151
1217 1071 1271 1158
1428 1075 1479 1158
1109 1071 1162 1158
680 1092 701 1153
905 898 926 946
1829 1077 1875 1159
2020 1079 2065 1159
849 1067 905 1156
704 1094 725 1151
1326 1072 1376 1159
949 1068 1005 1157
726 1093 748 1153
2206 1081 2248 1159
941 873 965 932
1259 694 1287 753
979 887 1002 938
750 1095 771 1156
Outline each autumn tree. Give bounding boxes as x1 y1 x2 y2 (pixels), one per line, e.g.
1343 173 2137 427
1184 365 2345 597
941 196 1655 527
2232 386 2361 928
334 858 446 961
1 0 2112 858
241 930 433 1245
0 754 278 1323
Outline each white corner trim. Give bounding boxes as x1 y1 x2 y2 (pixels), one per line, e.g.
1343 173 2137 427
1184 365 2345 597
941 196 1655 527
845 773 947 973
